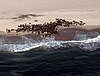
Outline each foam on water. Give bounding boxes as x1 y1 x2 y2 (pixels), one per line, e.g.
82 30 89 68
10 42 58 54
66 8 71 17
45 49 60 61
0 32 100 52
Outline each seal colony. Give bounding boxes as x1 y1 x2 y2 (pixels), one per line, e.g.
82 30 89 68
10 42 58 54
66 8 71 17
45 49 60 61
6 18 86 37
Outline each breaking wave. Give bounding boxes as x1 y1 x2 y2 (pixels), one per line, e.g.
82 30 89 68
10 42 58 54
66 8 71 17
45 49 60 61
0 32 100 52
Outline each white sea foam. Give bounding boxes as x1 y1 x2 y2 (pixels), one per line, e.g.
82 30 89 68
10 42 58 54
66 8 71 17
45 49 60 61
0 34 100 52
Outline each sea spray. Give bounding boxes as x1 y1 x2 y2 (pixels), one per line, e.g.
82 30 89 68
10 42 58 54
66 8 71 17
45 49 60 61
74 31 99 40
0 32 99 52
7 35 100 52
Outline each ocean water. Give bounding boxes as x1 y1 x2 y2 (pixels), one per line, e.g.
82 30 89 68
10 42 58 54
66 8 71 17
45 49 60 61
0 0 100 76
0 31 100 76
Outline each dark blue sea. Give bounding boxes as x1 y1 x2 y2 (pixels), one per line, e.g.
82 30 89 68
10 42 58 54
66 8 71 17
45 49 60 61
0 48 100 76
0 32 100 76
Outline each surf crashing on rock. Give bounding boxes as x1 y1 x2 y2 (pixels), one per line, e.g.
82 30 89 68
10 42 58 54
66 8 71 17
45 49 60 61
0 32 100 52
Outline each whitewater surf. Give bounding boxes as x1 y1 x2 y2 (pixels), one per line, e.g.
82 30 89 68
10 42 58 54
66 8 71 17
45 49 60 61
0 31 100 52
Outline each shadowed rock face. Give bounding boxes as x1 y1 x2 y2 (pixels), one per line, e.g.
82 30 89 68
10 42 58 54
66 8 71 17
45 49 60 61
12 14 44 20
3 28 100 42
